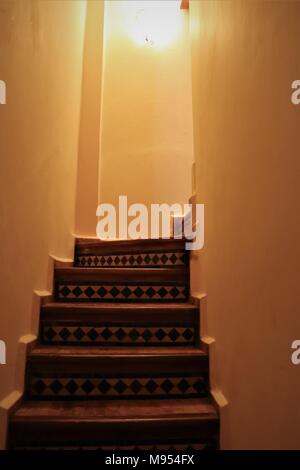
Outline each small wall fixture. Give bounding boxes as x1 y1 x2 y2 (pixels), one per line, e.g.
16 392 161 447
126 1 181 49
180 0 189 10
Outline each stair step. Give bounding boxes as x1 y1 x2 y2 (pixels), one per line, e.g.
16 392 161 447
41 301 198 320
76 238 187 252
26 347 208 400
40 302 199 346
75 239 188 268
9 398 219 448
76 251 187 269
55 267 189 303
75 237 186 257
7 236 219 448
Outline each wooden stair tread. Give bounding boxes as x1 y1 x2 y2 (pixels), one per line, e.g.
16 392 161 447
55 267 187 281
42 302 197 311
10 398 218 445
29 345 205 358
12 398 217 421
40 303 198 335
27 346 208 377
75 238 186 250
41 302 197 322
76 237 187 245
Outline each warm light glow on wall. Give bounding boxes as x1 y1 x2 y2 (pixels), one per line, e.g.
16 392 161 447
123 0 181 49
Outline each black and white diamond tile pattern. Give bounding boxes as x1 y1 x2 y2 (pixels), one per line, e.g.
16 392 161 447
29 376 207 399
41 324 195 345
57 283 188 302
75 252 186 268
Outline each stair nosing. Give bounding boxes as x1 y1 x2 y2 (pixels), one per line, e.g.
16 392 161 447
12 414 217 424
42 302 197 310
55 267 187 272
28 346 207 358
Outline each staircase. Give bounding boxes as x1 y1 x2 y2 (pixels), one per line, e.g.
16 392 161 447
8 238 219 450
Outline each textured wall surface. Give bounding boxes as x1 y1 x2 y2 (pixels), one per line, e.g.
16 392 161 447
190 0 300 449
0 0 86 403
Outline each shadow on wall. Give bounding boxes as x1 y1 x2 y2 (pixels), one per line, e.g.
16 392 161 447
0 0 88 447
75 0 104 237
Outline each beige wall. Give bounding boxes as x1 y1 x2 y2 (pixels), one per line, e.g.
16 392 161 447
75 0 104 237
99 0 194 220
0 0 86 403
189 0 300 449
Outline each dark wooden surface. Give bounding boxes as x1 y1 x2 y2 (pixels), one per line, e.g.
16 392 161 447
40 302 198 323
27 346 208 375
75 237 187 255
9 237 218 449
10 398 218 444
55 267 188 283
